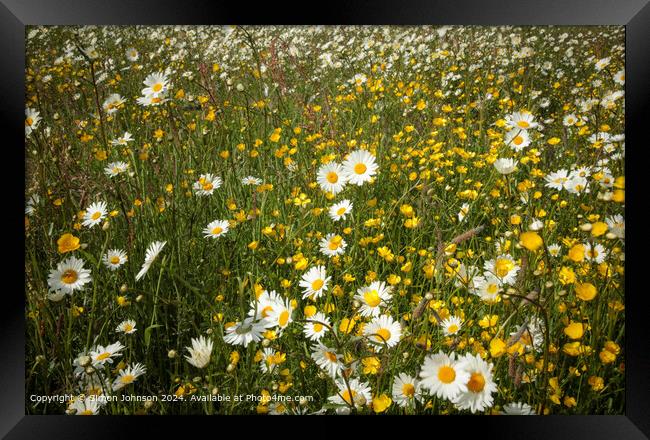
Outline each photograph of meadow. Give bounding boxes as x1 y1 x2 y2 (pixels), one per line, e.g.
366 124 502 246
24 25 625 415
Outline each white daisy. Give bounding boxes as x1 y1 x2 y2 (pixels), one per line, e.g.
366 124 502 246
392 373 422 408
328 378 373 410
69 395 104 415
248 290 283 322
184 335 213 368
259 348 284 374
266 296 294 331
501 402 536 415
25 107 42 136
547 243 562 257
110 131 134 146
342 149 379 185
125 47 139 62
82 201 108 228
504 128 531 151
47 256 92 295
115 319 137 334
471 272 502 303
364 314 402 350
328 199 353 221
102 249 127 271
303 312 330 341
203 220 229 239
440 315 463 336
316 162 347 195
319 233 347 258
299 265 330 300
452 353 497 414
613 69 625 85
354 281 392 317
223 317 267 347
605 214 624 239
242 176 262 186
90 341 125 367
193 173 222 196
483 254 520 285
311 343 343 378
584 242 607 264
457 202 470 223
135 240 166 281
493 158 518 175
419 351 470 400
563 113 579 127
142 72 169 97
104 161 129 177
112 363 146 391
545 169 571 190
505 111 538 130
102 93 126 114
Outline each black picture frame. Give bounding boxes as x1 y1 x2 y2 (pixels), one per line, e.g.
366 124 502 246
3 0 649 438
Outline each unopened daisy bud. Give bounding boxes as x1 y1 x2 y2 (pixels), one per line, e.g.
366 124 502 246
102 220 110 231
425 292 434 300
85 366 95 375
120 284 128 293
353 300 361 308
262 338 271 347
211 387 219 395
272 383 279 391
206 328 213 335
545 281 554 288
402 352 410 360
507 287 517 295
79 355 91 367
193 376 201 383
236 83 244 91
80 243 88 249
226 363 235 372
167 349 177 359
136 295 143 302
35 355 46 364
580 223 592 232
285 257 293 264
605 232 617 240
144 400 154 409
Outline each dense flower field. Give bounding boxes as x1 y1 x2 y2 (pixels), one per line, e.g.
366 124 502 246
25 25 625 415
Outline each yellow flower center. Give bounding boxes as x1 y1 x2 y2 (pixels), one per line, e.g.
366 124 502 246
467 372 486 393
354 163 367 174
91 211 101 220
437 365 456 384
278 310 290 327
336 207 346 216
110 256 120 264
364 290 381 307
495 258 515 278
375 328 392 343
96 352 111 361
487 283 498 294
61 269 78 284
313 323 323 332
152 83 163 92
311 279 324 291
261 305 274 318
402 383 415 397
513 135 524 145
79 409 94 415
447 324 459 334
325 351 338 362
328 235 343 250
340 389 357 405
202 182 213 191
123 324 133 332
26 117 33 126
326 172 339 184
517 120 530 128
120 374 135 384
211 226 223 235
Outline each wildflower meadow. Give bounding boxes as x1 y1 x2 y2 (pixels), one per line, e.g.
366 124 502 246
25 25 625 415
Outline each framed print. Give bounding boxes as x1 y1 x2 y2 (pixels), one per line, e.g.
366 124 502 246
3 0 649 437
